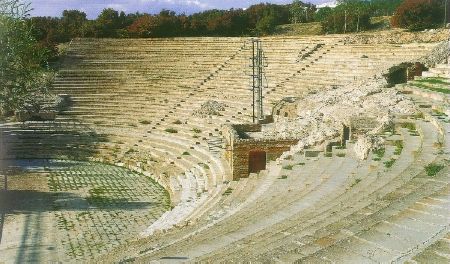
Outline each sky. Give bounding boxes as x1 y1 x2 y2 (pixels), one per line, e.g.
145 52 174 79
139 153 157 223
29 0 332 19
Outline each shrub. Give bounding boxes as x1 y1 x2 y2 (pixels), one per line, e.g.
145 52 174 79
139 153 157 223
424 163 444 176
391 0 445 31
256 14 277 35
165 128 178 133
401 122 416 131
383 63 412 87
173 119 182 124
0 0 52 116
223 187 233 195
393 140 404 155
384 158 396 168
373 148 385 161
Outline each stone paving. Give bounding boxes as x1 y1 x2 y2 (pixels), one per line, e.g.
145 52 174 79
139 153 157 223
0 160 170 263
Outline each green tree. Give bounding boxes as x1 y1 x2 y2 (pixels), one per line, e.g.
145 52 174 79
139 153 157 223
392 0 445 31
95 8 120 37
320 0 371 33
59 10 87 41
0 0 52 116
256 14 277 35
290 0 304 23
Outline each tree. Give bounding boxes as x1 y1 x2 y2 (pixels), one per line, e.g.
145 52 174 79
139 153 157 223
290 0 304 24
315 6 333 22
127 14 153 37
370 0 403 16
59 10 87 41
95 8 120 37
256 14 277 35
392 0 445 31
0 0 52 116
319 0 371 33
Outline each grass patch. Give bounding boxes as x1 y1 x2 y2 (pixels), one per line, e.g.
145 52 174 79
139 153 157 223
173 119 182 124
278 175 288 179
223 187 233 195
199 163 209 170
336 153 346 157
273 22 323 36
384 158 396 168
192 128 202 133
325 152 332 157
372 147 385 161
414 112 424 119
415 77 450 86
424 163 444 177
413 82 450 94
182 151 190 155
165 128 178 133
393 140 403 155
401 122 416 131
125 148 137 154
351 178 362 187
297 162 305 166
139 120 151 125
433 109 448 117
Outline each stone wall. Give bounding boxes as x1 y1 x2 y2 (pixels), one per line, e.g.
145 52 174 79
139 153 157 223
418 40 450 67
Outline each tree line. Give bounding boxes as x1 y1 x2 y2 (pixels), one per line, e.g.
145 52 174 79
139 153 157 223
316 0 447 34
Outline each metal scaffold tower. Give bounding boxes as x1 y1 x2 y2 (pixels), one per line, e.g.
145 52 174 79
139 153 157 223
250 39 268 124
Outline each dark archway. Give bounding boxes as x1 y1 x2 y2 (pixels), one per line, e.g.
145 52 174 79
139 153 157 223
249 150 266 174
342 125 350 144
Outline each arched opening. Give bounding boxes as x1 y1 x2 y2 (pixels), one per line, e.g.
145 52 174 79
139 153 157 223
248 150 266 174
342 124 350 144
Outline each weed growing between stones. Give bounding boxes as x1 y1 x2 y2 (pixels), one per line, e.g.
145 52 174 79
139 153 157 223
384 158 396 168
372 148 385 161
424 163 444 176
165 128 178 133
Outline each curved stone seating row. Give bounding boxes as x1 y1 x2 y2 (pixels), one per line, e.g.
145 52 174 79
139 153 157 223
120 111 444 262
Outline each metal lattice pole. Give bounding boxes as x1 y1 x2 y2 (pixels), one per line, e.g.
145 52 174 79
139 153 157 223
250 39 267 123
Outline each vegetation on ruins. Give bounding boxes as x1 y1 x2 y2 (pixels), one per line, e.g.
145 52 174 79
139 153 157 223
392 0 447 31
372 147 385 161
0 0 52 116
384 158 396 168
165 128 178 133
424 163 445 176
